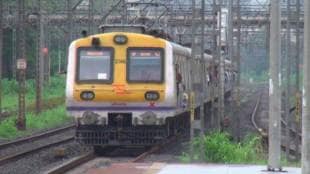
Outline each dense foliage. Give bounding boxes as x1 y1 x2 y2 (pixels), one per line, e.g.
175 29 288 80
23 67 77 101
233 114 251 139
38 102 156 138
179 132 265 164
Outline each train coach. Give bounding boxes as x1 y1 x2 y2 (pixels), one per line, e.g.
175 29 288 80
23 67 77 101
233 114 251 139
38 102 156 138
65 26 234 151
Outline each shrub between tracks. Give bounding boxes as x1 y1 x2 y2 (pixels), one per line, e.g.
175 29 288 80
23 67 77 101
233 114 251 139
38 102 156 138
179 132 265 164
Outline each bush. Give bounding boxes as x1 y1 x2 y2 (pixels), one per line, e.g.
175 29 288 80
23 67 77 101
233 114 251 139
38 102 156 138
179 132 264 164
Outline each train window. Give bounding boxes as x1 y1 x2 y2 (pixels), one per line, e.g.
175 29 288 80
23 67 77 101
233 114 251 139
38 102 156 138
77 47 113 83
127 48 164 83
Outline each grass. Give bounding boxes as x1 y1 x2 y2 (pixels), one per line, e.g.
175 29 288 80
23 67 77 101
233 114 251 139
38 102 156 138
179 132 266 164
0 105 72 139
1 75 66 111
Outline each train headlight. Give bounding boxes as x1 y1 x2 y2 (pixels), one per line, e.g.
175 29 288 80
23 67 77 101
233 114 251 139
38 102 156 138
80 91 95 101
145 91 160 101
141 111 157 125
114 35 128 45
81 111 99 125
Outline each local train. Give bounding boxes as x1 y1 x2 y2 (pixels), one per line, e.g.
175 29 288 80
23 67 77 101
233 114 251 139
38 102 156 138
65 26 235 151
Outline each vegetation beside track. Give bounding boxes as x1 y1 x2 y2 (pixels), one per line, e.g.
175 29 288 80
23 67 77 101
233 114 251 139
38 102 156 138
2 75 65 111
0 105 72 139
179 132 266 164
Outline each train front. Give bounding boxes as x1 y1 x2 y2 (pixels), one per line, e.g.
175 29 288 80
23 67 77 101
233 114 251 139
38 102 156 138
65 32 177 147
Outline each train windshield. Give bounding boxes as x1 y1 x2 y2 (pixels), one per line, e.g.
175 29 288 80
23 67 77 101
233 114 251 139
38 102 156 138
77 48 113 83
127 48 163 83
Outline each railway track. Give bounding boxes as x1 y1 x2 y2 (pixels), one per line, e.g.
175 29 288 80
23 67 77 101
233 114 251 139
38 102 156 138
0 124 75 149
0 124 75 166
46 135 178 174
0 136 74 166
251 90 301 155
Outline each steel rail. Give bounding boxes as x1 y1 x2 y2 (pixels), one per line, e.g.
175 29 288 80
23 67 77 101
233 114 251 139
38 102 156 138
46 134 179 173
0 136 74 166
45 152 95 174
0 124 75 149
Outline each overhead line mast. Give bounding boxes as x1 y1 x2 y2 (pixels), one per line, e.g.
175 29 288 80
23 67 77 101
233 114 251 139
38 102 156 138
268 0 282 171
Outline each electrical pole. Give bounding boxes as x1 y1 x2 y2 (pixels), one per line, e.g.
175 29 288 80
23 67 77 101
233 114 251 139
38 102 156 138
0 0 3 117
200 0 206 133
12 28 16 79
284 0 291 160
268 0 281 171
66 0 73 68
36 0 44 114
16 0 26 130
190 0 197 139
211 0 217 130
235 0 241 141
88 0 94 34
58 39 62 74
294 0 301 160
302 0 310 173
227 0 235 138
218 0 224 130
121 0 127 25
228 0 233 63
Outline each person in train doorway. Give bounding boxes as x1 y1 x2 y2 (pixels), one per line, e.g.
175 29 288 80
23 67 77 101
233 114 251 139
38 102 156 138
175 64 182 97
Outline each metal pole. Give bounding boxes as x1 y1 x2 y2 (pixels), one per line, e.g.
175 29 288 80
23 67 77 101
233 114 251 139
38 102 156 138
36 0 44 114
121 0 127 25
200 0 206 133
58 39 61 74
0 0 3 117
17 0 26 130
12 28 16 79
88 0 94 34
66 0 73 68
268 0 281 171
284 0 291 160
302 0 310 173
227 0 233 62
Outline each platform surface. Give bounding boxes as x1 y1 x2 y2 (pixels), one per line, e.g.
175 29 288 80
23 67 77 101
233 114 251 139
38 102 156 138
87 163 301 174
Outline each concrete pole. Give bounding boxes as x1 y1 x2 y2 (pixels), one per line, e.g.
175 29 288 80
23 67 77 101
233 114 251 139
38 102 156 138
302 0 310 173
284 0 292 160
235 0 241 141
218 0 224 130
268 0 282 171
211 0 217 130
0 0 2 117
227 0 235 138
294 0 301 160
190 0 197 138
